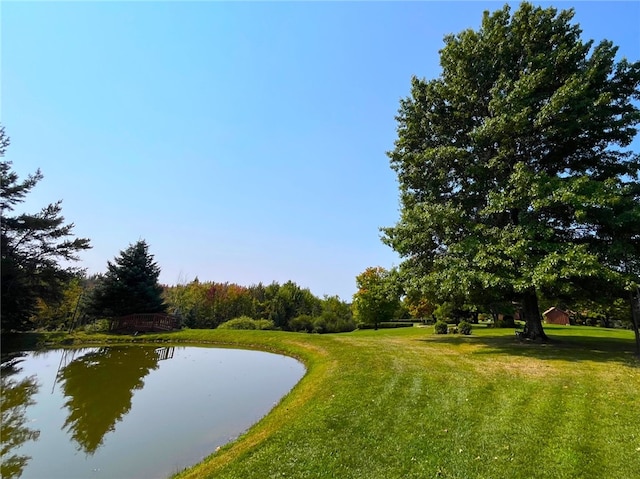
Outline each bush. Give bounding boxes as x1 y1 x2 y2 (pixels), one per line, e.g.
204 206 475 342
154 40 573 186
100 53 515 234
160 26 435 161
254 319 275 330
502 315 516 327
381 321 414 328
357 322 415 330
290 313 356 334
434 320 448 334
218 316 266 329
82 319 110 333
319 312 357 333
315 316 355 333
491 318 515 328
289 315 315 332
458 321 472 335
327 317 357 333
312 317 327 334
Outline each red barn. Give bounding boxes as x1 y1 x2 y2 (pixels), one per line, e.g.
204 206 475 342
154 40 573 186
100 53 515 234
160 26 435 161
543 307 570 325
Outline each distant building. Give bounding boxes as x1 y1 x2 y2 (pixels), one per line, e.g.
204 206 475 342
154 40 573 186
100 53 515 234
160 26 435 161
543 307 570 325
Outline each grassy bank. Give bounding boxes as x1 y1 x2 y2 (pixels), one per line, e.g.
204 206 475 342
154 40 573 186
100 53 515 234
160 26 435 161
11 325 639 479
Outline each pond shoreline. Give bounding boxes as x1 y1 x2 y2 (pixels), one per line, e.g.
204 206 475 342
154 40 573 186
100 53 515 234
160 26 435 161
2 336 308 479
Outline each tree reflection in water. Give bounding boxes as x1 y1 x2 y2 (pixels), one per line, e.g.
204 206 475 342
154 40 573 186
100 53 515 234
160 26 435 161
0 354 41 479
57 346 170 455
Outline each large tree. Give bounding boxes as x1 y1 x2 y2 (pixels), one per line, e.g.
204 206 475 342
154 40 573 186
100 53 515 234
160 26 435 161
1 127 91 331
89 240 166 318
382 3 640 340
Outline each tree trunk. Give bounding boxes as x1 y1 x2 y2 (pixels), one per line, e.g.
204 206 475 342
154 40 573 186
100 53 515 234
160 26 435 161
521 287 548 341
630 289 640 356
489 306 499 324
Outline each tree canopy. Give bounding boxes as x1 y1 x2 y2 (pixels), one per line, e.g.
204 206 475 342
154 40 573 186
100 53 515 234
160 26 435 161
382 2 640 340
1 126 91 331
88 240 166 318
352 266 402 329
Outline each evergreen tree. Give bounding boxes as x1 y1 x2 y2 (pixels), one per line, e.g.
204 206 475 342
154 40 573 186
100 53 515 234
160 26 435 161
89 240 166 318
1 126 91 331
382 3 640 340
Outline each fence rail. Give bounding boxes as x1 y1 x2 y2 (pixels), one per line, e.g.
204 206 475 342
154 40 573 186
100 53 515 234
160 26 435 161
109 313 179 333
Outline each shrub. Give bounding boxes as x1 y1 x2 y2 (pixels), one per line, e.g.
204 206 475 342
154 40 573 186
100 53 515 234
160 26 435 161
82 319 110 333
358 322 415 330
318 312 357 333
494 319 506 328
254 319 275 330
458 321 472 335
502 315 516 327
312 317 327 334
218 316 258 330
290 313 356 334
434 320 448 334
377 321 414 329
289 315 315 332
330 318 357 333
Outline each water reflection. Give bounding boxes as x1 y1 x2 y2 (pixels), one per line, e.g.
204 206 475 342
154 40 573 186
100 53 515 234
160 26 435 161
1 346 303 479
56 346 173 455
0 354 41 479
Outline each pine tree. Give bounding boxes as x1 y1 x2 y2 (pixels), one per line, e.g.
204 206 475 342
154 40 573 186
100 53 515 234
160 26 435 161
89 240 166 318
1 126 91 331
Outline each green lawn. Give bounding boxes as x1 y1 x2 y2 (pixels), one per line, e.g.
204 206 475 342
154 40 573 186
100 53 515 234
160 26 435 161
23 324 640 479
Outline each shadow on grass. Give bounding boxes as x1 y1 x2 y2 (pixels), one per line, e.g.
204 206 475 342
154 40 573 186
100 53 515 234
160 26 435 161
418 330 639 366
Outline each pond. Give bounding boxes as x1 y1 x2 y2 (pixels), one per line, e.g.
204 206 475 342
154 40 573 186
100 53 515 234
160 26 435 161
1 345 306 479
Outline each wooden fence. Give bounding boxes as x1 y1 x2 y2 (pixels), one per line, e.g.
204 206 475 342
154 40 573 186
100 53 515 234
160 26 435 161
109 313 179 333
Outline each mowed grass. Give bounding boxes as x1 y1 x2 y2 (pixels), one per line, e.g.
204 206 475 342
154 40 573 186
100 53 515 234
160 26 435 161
28 324 640 479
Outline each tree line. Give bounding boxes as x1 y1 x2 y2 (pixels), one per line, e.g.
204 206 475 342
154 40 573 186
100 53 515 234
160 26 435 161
2 217 354 334
164 278 354 332
1 130 353 334
14 239 356 334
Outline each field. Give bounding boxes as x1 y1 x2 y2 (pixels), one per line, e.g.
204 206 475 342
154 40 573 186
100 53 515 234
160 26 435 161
24 324 640 479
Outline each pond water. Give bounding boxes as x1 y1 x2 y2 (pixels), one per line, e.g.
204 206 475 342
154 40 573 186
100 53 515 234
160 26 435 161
1 345 305 479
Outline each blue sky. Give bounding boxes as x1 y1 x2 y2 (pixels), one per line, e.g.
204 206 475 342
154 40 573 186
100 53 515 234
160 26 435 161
3 1 639 301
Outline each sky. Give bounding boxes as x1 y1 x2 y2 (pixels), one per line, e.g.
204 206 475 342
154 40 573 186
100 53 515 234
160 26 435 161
2 1 639 301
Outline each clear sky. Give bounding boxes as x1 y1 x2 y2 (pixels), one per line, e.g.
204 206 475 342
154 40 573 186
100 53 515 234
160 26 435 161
3 1 639 301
